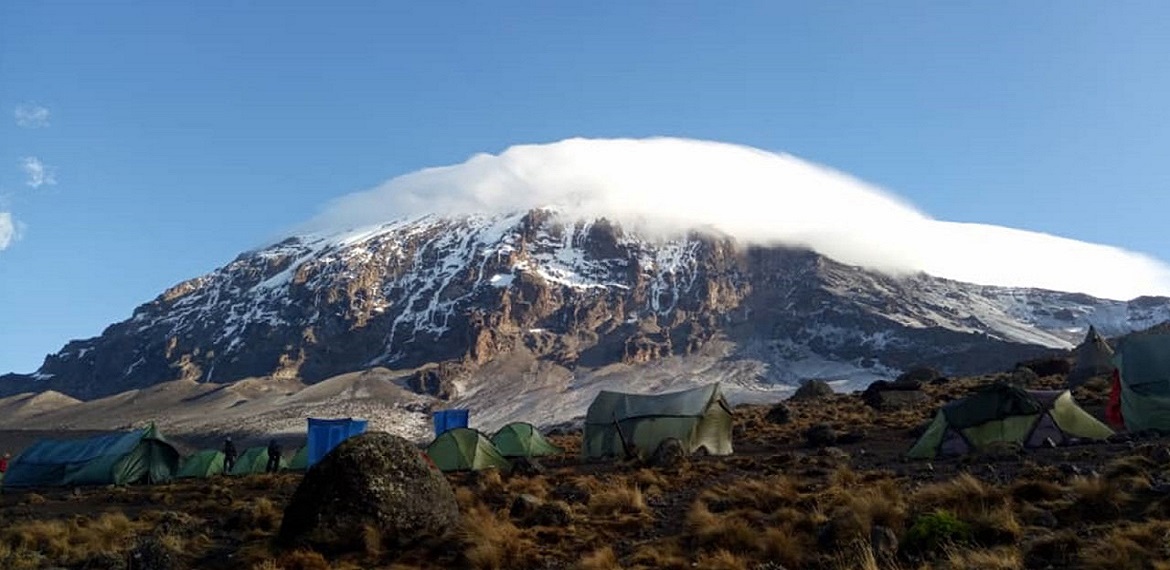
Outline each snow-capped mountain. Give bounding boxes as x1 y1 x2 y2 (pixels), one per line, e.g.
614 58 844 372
5 209 1170 400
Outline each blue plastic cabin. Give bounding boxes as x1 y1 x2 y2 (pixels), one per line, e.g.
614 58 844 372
306 417 368 467
432 409 469 437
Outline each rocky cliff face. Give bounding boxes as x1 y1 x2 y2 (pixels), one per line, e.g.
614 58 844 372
5 209 1170 400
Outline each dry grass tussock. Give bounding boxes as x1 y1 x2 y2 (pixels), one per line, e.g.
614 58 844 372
576 546 620 570
1067 475 1132 521
685 500 758 554
0 511 145 568
694 549 750 570
588 482 648 516
941 546 1022 570
460 504 539 570
700 474 799 513
1079 520 1170 570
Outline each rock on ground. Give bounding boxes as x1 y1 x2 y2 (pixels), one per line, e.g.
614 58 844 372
863 387 930 411
790 379 834 401
804 423 838 448
764 402 792 424
277 432 460 554
1009 366 1041 386
646 437 687 469
1016 356 1072 378
898 366 942 383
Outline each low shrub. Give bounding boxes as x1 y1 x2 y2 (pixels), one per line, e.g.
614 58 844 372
902 510 972 554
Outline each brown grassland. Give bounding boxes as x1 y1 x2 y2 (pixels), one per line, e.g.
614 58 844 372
3 372 1170 569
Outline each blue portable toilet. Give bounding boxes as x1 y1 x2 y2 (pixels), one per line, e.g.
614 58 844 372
432 409 469 437
306 417 368 467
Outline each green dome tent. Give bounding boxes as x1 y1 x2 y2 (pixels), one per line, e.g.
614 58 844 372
287 446 309 471
228 446 286 475
2 423 181 488
1113 331 1170 432
490 422 563 458
583 383 733 459
176 449 226 479
907 384 1113 459
426 428 511 472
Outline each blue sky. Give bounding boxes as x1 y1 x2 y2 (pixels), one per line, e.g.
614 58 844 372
2 2 1169 374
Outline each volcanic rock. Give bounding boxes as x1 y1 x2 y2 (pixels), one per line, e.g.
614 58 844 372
791 380 834 401
278 432 459 554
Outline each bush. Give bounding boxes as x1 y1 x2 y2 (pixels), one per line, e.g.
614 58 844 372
902 510 972 554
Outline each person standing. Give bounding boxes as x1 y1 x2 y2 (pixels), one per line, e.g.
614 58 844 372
223 437 238 472
265 439 282 473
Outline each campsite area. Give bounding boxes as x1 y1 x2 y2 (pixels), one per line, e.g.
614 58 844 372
3 366 1170 570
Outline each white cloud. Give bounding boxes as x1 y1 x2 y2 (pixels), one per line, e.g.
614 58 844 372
300 137 1170 300
14 104 50 128
20 157 56 188
0 212 16 251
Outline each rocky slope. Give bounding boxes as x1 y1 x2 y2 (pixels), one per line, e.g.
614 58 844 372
4 209 1170 400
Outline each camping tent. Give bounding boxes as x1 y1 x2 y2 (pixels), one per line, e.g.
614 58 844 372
287 446 309 471
307 418 368 467
2 424 181 488
582 383 733 459
1112 332 1170 432
491 422 564 457
907 384 1113 458
1069 326 1115 386
433 409 469 437
228 446 286 475
176 449 225 479
426 428 511 472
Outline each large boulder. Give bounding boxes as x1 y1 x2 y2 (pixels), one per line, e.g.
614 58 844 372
790 379 835 401
278 432 459 554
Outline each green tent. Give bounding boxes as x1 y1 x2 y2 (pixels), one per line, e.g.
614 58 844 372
228 446 286 475
287 446 309 471
491 422 564 458
1068 326 1115 386
907 384 1113 459
583 383 733 460
176 449 225 479
426 428 511 472
1114 332 1170 432
2 423 181 488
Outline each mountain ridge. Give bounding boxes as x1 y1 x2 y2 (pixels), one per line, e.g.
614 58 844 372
5 209 1170 404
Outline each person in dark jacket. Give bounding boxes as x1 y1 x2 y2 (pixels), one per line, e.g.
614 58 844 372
266 439 283 473
223 437 238 472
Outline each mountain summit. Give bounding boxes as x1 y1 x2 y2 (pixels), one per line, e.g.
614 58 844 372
5 209 1169 401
